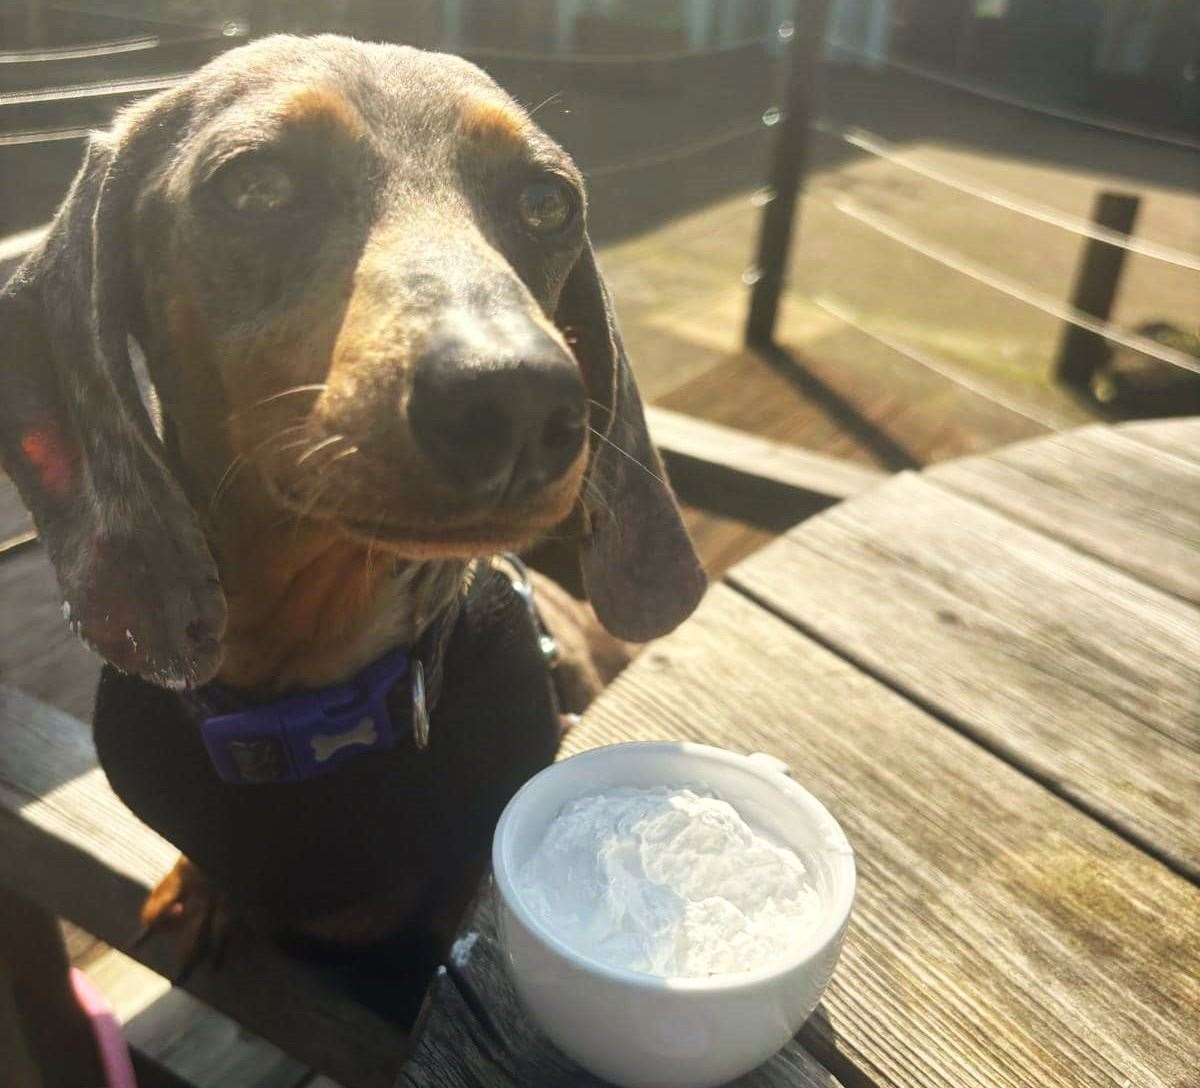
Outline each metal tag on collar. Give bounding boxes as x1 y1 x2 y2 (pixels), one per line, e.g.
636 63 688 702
498 553 560 667
201 646 410 784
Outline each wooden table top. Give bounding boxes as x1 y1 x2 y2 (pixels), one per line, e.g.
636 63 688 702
407 417 1200 1088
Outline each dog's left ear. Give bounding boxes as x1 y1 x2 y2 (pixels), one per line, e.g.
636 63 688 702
555 239 705 642
0 118 226 688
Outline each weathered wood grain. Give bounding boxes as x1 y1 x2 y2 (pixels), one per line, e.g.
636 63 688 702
730 472 1200 880
0 685 414 1088
647 405 884 529
565 585 1200 1088
1117 417 1200 465
0 542 101 720
402 882 842 1088
928 424 1200 603
651 405 872 495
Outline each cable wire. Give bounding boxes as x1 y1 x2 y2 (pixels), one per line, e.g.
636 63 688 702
830 44 1200 154
813 119 1200 273
809 293 1077 430
832 195 1200 376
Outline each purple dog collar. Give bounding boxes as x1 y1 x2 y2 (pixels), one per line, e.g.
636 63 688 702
199 645 414 785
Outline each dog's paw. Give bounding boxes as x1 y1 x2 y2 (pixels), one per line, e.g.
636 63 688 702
137 856 233 982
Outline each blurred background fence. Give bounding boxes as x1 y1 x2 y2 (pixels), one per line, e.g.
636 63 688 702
2 0 1199 573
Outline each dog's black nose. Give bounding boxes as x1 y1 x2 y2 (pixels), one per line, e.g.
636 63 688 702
410 337 587 500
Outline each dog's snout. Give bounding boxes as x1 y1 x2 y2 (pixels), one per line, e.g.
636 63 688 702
410 337 586 500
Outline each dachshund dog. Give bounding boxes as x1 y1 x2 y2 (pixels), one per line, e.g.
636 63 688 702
0 35 704 970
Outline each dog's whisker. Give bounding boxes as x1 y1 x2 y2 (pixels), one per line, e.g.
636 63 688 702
584 476 623 549
295 434 345 466
584 476 616 525
584 396 612 430
233 383 328 418
586 426 666 488
527 90 563 118
208 453 246 517
326 445 359 466
274 437 316 455
208 422 308 516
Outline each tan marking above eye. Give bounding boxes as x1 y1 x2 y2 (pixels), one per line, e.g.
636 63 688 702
276 86 366 139
459 98 530 153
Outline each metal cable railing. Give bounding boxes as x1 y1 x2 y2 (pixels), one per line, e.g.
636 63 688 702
583 114 771 179
831 195 1200 376
829 41 1200 155
808 293 1076 431
0 125 91 147
812 119 1200 274
460 32 776 66
0 35 160 64
0 71 185 106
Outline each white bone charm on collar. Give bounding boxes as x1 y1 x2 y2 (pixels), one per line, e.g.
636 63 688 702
311 716 379 763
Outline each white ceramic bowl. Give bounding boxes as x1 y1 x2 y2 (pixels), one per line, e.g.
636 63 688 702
492 742 856 1088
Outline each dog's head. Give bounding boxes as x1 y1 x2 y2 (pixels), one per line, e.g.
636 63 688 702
0 35 705 688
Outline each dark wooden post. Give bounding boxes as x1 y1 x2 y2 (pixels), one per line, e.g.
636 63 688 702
1055 191 1140 390
745 0 832 348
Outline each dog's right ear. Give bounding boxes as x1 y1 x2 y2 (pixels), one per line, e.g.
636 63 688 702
556 239 706 642
0 130 226 688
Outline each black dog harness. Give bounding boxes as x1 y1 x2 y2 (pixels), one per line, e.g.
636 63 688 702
92 563 561 924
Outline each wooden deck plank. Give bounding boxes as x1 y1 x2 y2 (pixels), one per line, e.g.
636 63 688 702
402 883 842 1088
928 424 1200 604
566 585 1200 1088
0 473 33 550
0 543 100 721
1116 417 1200 466
653 343 894 470
652 325 1049 478
649 406 885 532
648 405 885 499
0 685 414 1088
778 319 1055 462
679 506 777 579
729 473 1200 880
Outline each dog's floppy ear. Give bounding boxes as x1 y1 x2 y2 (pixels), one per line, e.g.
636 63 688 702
0 129 225 688
556 238 705 642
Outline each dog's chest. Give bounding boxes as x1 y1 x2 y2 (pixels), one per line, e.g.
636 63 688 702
91 569 560 925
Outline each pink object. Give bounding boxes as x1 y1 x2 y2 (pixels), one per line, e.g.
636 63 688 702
69 967 138 1088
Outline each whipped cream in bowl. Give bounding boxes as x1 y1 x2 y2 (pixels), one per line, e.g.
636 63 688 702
492 742 856 1088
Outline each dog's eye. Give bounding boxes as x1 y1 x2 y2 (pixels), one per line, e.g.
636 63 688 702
215 157 295 214
517 178 576 237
